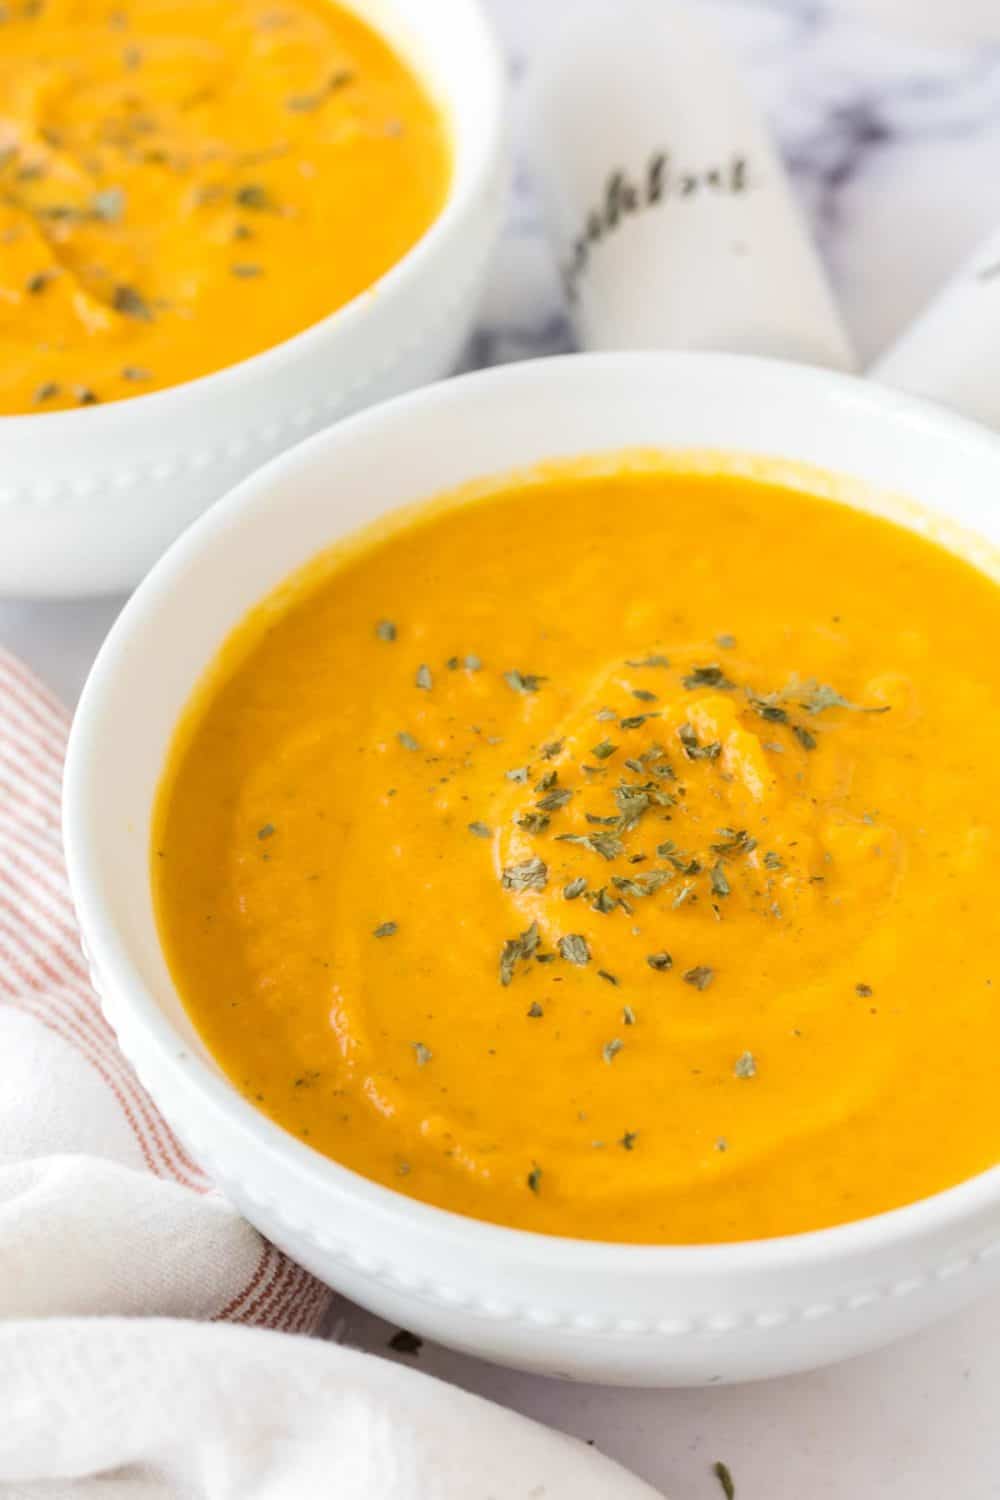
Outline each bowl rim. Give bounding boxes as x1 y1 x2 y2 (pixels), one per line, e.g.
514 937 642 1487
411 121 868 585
1 0 506 434
63 348 1000 1275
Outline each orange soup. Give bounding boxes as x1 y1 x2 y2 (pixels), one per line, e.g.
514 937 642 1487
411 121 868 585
153 465 1000 1243
0 0 449 412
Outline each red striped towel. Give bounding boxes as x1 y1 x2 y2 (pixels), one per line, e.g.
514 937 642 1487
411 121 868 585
0 648 330 1331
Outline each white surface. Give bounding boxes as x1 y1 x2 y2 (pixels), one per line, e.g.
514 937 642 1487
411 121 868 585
63 351 1000 1402
8 0 1000 1492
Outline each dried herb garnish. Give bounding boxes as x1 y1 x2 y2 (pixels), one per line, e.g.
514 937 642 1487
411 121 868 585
415 663 433 691
558 933 590 965
534 770 557 792
734 1050 757 1079
563 876 588 900
506 766 530 783
747 693 788 724
711 828 756 856
412 1041 432 1065
112 284 152 321
231 263 263 277
632 688 657 702
502 857 548 893
625 654 670 668
856 982 873 997
678 723 721 760
91 186 126 222
716 634 736 650
682 664 735 691
286 68 355 112
373 921 397 938
763 850 783 870
468 821 492 839
793 723 817 751
33 381 59 403
121 365 151 381
602 1038 623 1064
516 811 550 834
537 787 573 812
376 619 397 642
25 270 49 295
591 739 618 760
684 965 714 990
620 712 657 730
540 738 564 759
713 1460 736 1499
793 680 890 716
257 824 276 840
620 1130 638 1149
527 1164 542 1193
555 831 624 861
235 182 275 212
75 386 98 405
527 1001 544 1018
710 862 731 897
598 969 618 985
595 706 617 721
398 731 419 751
388 1329 422 1355
504 669 545 694
647 951 672 971
499 922 539 985
622 1004 636 1025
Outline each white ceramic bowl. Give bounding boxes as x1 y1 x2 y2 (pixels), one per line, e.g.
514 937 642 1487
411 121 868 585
64 352 1000 1386
0 0 507 600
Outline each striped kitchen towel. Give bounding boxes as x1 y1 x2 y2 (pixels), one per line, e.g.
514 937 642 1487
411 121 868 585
0 647 330 1331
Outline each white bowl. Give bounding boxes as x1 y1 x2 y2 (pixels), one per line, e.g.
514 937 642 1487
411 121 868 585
64 352 1000 1386
0 0 507 600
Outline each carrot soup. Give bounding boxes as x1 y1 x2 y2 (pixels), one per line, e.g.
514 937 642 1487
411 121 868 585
153 464 1000 1243
0 0 449 411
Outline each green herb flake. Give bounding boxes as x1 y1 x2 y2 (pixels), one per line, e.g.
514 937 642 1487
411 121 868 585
527 1001 544 1018
75 386 99 406
734 1050 757 1079
682 664 735 691
504 668 546 694
121 365 151 381
716 634 737 650
631 688 657 702
683 965 714 990
90 186 126 222
598 969 619 986
412 1041 432 1066
25 270 50 295
398 731 420 751
286 67 355 111
33 381 59 403
620 713 657 730
516 811 551 834
563 876 588 900
257 823 276 840
112 283 152 321
540 738 564 759
602 1037 623 1064
558 933 590 965
502 857 548 893
647 951 672 972
710 861 731 898
537 787 572 812
468 821 492 839
678 723 722 761
625 654 670 668
374 921 398 938
764 850 783 870
793 723 817 751
595 706 617 722
713 1460 736 1500
527 1164 542 1193
856 982 873 997
622 1004 636 1025
555 831 624 861
591 739 618 760
415 663 433 691
465 653 482 671
235 183 275 212
619 1129 638 1150
499 921 540 985
376 619 397 642
506 766 530 783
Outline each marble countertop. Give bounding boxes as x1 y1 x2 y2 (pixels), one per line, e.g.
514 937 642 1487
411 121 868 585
5 2 1000 1494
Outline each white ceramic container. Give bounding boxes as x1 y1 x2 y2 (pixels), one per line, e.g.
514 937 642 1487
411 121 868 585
0 0 507 600
64 352 1000 1386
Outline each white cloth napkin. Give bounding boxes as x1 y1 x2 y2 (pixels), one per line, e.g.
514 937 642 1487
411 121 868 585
0 650 664 1498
